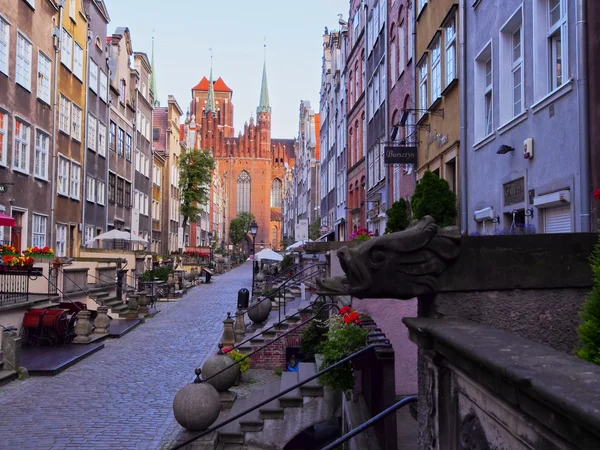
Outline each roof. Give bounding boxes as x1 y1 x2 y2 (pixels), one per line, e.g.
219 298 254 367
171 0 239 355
257 61 271 114
192 76 233 93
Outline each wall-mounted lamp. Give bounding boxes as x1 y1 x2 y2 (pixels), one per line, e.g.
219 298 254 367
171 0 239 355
525 208 534 218
491 215 500 223
497 145 515 155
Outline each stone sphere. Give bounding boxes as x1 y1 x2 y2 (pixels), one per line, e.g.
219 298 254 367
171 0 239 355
173 381 221 431
256 272 265 282
247 298 272 324
202 354 240 392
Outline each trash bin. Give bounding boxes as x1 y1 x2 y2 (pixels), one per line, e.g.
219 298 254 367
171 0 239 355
237 288 250 309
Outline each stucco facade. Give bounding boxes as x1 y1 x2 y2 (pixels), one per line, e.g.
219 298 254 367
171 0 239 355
589 0 600 231
0 0 58 252
466 0 584 234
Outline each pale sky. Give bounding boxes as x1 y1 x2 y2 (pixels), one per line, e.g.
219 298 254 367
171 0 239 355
103 0 349 139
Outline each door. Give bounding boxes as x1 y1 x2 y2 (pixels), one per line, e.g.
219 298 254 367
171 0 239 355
543 205 572 233
10 210 24 251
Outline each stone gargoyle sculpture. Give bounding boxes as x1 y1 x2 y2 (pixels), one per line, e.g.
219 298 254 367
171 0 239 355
316 215 461 299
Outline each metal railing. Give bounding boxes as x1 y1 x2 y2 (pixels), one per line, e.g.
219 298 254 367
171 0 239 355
0 269 33 307
320 396 418 450
171 342 390 450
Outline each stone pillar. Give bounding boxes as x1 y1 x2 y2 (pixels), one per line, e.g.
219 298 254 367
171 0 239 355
116 268 126 303
234 310 246 342
93 306 111 334
127 295 139 319
1 328 21 371
138 293 149 316
221 312 236 347
73 311 94 344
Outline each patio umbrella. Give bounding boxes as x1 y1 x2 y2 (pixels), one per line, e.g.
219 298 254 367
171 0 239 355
86 229 148 245
285 240 311 251
0 212 16 227
254 248 284 262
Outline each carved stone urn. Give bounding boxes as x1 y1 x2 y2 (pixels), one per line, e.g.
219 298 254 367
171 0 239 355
247 297 272 324
73 310 94 343
137 293 149 315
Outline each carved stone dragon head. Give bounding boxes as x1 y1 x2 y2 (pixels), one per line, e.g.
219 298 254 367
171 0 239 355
316 216 461 299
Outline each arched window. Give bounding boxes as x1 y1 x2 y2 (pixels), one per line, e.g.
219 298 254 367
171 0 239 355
236 171 251 213
271 178 282 208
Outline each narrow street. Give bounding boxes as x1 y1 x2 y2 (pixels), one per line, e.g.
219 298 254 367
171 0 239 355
0 264 251 450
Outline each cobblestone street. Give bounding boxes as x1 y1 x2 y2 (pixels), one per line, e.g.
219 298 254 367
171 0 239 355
0 264 251 450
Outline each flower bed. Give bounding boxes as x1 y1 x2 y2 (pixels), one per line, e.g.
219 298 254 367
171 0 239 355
22 246 54 257
0 255 35 272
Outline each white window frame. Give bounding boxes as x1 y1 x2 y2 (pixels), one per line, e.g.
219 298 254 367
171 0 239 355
96 180 105 205
499 7 524 125
37 51 52 103
445 17 456 86
85 225 94 248
98 122 106 157
99 70 108 102
56 223 67 257
88 114 97 151
13 119 30 173
16 32 32 90
89 59 98 93
34 130 49 180
69 0 76 20
61 28 73 70
73 41 83 80
418 59 428 115
417 0 428 15
71 103 82 141
431 37 441 101
0 110 7 167
474 42 494 142
86 175 96 202
0 16 9 76
32 214 47 248
57 155 69 196
59 94 71 134
70 161 81 200
399 22 406 76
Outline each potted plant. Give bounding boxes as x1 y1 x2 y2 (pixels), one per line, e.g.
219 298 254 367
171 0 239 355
348 228 374 242
0 255 35 272
222 347 249 385
23 245 54 261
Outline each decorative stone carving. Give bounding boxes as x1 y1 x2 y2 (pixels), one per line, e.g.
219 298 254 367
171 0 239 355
173 368 221 431
460 411 490 450
247 298 272 324
316 216 461 299
221 312 236 347
234 310 246 342
93 306 111 334
73 310 94 343
202 346 241 392
138 293 149 316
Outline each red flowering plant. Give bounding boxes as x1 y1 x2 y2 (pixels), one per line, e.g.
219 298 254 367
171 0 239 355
219 346 249 372
23 246 54 257
348 228 374 242
0 244 18 256
1 255 35 268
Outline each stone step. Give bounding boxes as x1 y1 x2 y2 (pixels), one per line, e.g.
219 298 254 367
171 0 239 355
0 369 17 387
109 303 128 312
103 297 121 307
258 379 284 420
298 362 323 397
94 292 110 298
237 343 253 355
218 401 245 445
279 371 303 408
236 395 264 433
249 333 264 345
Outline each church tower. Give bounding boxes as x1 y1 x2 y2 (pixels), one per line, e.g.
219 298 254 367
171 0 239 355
256 60 271 158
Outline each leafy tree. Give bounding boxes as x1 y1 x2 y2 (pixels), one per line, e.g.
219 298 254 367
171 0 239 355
229 212 255 246
410 170 457 228
309 217 321 241
385 199 411 233
577 238 600 365
179 149 215 232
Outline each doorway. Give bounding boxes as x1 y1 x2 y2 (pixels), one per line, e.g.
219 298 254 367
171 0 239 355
10 209 26 252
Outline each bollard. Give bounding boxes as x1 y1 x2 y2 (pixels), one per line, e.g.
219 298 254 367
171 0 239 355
221 312 236 347
237 288 250 309
73 310 94 343
93 306 111 334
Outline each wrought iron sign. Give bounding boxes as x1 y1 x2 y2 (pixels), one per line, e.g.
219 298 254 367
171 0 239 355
384 146 418 165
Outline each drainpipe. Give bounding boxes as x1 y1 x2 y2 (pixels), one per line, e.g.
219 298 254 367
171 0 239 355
105 65 110 234
577 0 590 232
459 0 468 234
131 82 138 247
81 25 91 246
50 2 64 249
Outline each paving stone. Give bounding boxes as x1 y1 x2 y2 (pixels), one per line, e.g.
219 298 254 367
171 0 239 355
0 264 252 449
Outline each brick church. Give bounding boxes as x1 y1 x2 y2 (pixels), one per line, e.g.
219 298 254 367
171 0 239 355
186 62 295 252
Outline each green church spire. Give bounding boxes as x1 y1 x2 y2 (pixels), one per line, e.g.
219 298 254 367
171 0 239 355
150 34 159 107
257 45 271 114
205 49 216 117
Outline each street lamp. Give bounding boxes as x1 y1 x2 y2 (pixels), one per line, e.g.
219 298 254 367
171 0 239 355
207 231 213 266
249 221 258 296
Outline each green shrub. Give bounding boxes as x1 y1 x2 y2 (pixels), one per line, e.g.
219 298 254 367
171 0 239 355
577 238 600 365
410 170 457 228
141 267 172 282
385 199 411 233
300 319 329 360
281 254 294 271
224 348 250 373
274 367 283 377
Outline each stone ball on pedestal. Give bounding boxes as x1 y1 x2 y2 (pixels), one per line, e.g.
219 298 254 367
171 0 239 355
173 369 221 431
247 298 272 324
201 353 240 392
256 272 265 282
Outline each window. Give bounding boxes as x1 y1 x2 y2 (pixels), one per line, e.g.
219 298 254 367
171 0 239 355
548 0 566 91
70 162 81 199
37 52 51 103
117 128 124 156
116 177 124 206
69 0 76 19
0 111 6 166
99 70 107 102
59 95 71 134
399 22 405 74
98 122 106 156
499 9 524 123
87 115 97 151
56 224 67 257
58 156 69 195
445 18 456 86
474 43 493 141
71 104 82 141
119 79 126 104
236 171 251 213
431 38 441 101
89 60 98 93
86 176 95 202
85 226 94 247
417 0 428 14
16 33 32 89
109 121 116 151
13 120 30 173
96 180 105 205
73 42 83 80
418 60 428 113
124 181 131 208
108 173 116 203
0 17 8 75
34 131 49 179
125 133 132 161
271 178 282 207
32 214 47 248
512 28 523 116
484 58 493 136
61 28 73 70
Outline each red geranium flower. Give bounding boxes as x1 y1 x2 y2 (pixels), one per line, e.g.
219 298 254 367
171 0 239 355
594 188 600 200
339 306 351 315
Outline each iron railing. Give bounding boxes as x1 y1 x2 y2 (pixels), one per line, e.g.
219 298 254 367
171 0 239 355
171 342 390 450
0 267 42 306
320 396 418 450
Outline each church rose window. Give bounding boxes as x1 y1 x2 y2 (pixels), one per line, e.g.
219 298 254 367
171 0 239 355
237 171 251 213
271 178 282 208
